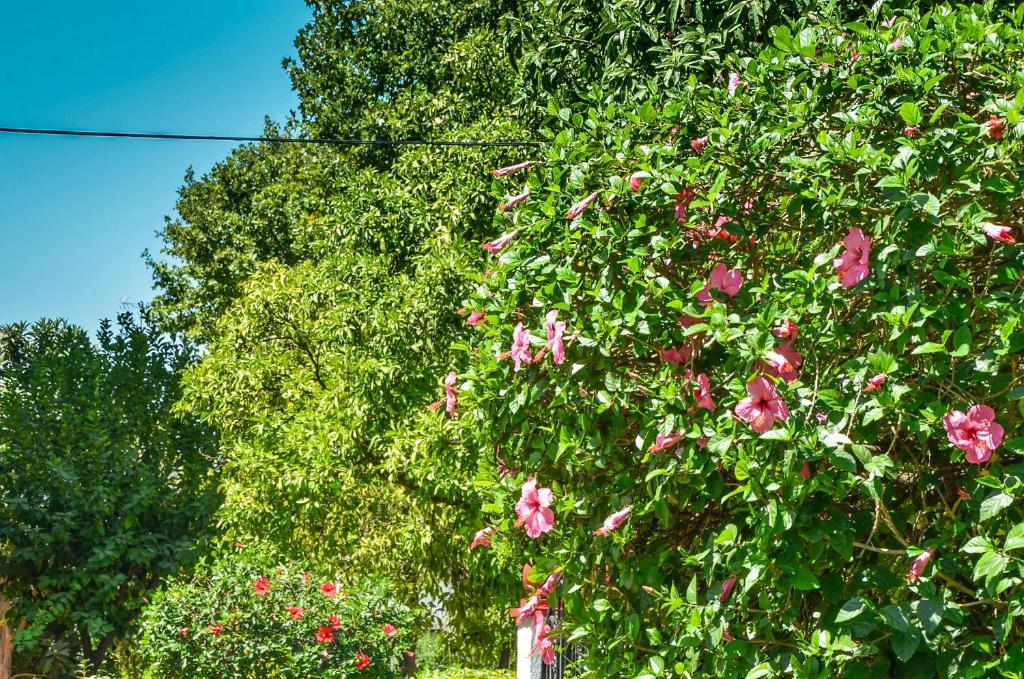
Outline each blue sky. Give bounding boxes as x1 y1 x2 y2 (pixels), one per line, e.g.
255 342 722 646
0 2 312 332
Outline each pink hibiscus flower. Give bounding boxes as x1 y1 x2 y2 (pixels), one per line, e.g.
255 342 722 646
471 526 496 551
466 309 486 326
719 575 737 603
593 506 633 536
510 323 533 372
834 227 871 288
492 161 531 177
650 431 685 453
691 136 709 155
984 115 1007 139
481 230 521 255
864 374 887 393
695 373 716 411
515 477 555 538
565 192 600 220
629 171 650 192
943 405 1004 464
675 188 696 224
727 72 742 96
696 263 744 303
499 189 530 211
982 223 1016 244
908 548 934 583
735 376 790 434
444 371 458 418
545 310 566 365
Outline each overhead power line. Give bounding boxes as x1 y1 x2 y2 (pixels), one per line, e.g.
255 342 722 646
0 126 545 147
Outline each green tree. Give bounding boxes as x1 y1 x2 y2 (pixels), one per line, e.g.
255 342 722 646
461 2 1024 675
0 314 218 672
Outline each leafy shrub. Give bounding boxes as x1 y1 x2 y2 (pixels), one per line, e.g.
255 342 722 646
136 552 420 678
458 2 1024 676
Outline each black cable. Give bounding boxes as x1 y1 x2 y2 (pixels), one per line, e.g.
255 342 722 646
0 126 544 147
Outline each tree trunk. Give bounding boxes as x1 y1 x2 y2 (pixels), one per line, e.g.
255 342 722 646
0 599 12 679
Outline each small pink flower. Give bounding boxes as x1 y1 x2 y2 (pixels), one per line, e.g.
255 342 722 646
288 606 304 621
499 189 530 211
815 412 827 424
834 227 871 288
763 351 794 376
799 461 812 480
593 506 633 536
533 624 555 665
727 72 742 96
538 571 562 596
696 437 708 449
382 623 398 637
956 487 972 501
944 405 1004 464
771 320 799 340
471 526 497 550
691 136 709 155
695 373 715 411
904 126 919 137
675 188 696 223
659 346 686 367
890 38 903 50
982 223 1017 244
707 215 738 242
466 309 486 326
482 230 521 254
650 431 685 453
696 264 744 303
762 341 802 383
984 115 1007 139
444 371 458 418
253 577 271 596
321 581 338 598
492 161 531 177
864 374 887 393
510 323 533 372
629 171 650 192
515 477 555 538
735 376 790 434
719 575 737 603
908 548 934 583
565 192 600 220
545 310 566 365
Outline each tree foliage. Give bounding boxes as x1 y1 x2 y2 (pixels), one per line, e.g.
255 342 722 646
460 2 1024 675
0 315 218 671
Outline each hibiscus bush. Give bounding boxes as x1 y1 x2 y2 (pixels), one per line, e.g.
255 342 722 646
455 2 1024 676
135 551 420 678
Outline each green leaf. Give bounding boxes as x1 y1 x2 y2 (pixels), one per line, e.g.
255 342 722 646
745 663 773 679
1005 523 1024 551
915 598 943 634
973 551 1010 581
911 342 946 355
900 102 923 126
881 604 911 631
835 596 867 623
892 629 922 662
962 536 995 554
979 492 1014 523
